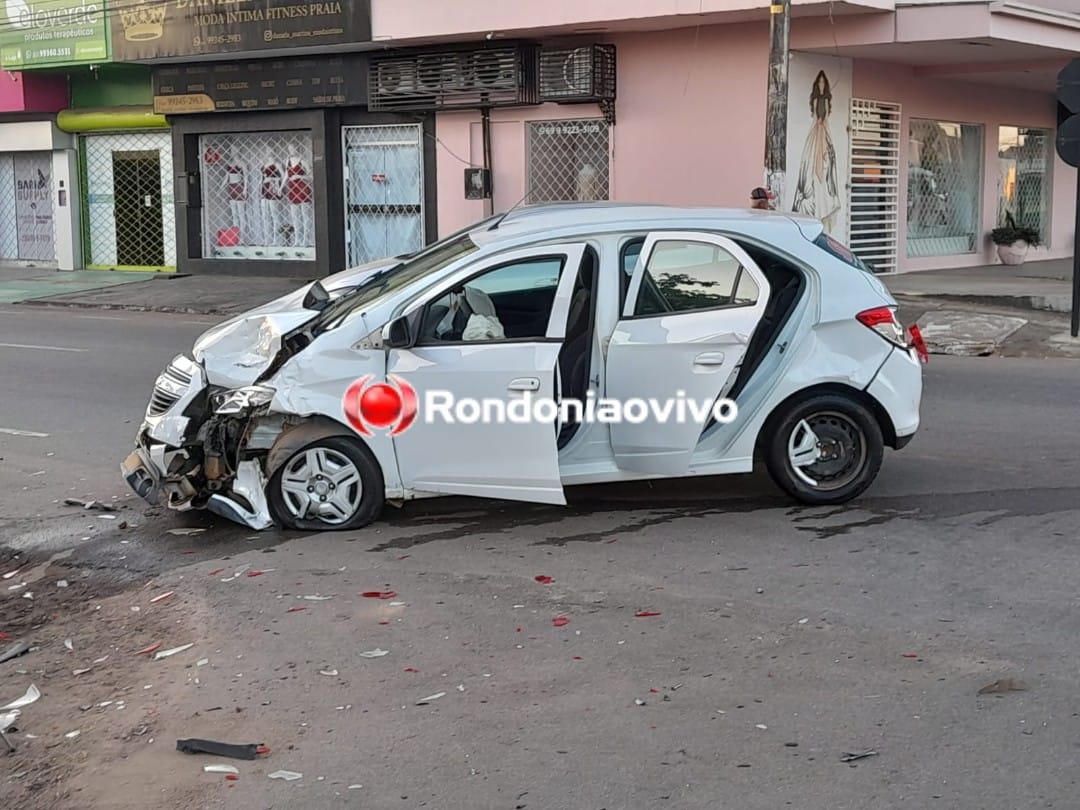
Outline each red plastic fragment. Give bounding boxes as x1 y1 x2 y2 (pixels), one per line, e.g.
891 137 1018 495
634 611 662 618
573 656 583 660
208 568 225 576
649 688 659 693
287 606 306 613
404 667 419 673
552 616 570 627
378 620 390 625
181 550 197 555
605 538 618 544
361 590 397 599
247 571 265 578
149 591 174 604
135 641 162 656
534 575 554 584
256 746 270 755
0 632 10 640
225 774 239 781
902 653 919 659
516 627 522 633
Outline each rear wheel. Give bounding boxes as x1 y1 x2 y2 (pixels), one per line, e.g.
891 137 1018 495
764 394 883 505
267 436 384 531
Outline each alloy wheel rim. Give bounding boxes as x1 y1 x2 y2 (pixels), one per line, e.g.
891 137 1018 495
279 447 363 524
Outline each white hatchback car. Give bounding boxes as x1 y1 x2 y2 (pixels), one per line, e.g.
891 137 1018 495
122 204 925 531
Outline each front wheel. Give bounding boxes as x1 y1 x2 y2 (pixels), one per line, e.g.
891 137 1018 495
267 436 384 531
764 394 883 505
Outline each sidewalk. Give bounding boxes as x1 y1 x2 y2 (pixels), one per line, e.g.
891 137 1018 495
11 270 310 316
882 257 1074 314
0 265 159 306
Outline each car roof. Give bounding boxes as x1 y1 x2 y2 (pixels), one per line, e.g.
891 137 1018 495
470 202 821 244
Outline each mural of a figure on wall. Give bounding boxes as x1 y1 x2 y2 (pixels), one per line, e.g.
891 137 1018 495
792 70 842 234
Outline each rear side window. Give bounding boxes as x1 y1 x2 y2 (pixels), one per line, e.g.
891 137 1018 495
814 233 875 274
633 239 758 317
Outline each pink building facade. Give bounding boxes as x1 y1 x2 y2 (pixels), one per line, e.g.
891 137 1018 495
370 0 1079 273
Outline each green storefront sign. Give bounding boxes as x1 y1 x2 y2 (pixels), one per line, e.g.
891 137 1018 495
0 1 109 69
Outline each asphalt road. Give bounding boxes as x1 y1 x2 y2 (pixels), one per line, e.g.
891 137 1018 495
2 305 1080 809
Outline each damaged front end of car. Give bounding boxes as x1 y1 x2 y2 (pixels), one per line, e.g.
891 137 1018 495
121 355 307 531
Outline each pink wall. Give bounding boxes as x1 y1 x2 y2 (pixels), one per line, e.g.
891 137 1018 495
854 59 1075 268
435 24 770 236
0 70 67 114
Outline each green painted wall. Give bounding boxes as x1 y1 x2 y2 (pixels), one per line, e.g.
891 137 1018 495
70 65 154 110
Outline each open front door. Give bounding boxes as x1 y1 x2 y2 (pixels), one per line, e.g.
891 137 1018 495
606 231 770 475
388 244 587 504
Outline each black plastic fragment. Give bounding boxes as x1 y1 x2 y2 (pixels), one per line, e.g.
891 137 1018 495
176 738 262 760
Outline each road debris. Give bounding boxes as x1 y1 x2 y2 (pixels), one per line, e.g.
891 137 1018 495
361 590 397 599
64 639 73 652
534 575 554 584
0 686 39 712
319 669 339 677
204 764 240 775
358 649 389 658
135 641 162 656
755 724 768 730
65 730 81 739
21 592 32 600
167 528 205 536
416 692 446 705
286 606 306 613
552 616 570 627
901 653 920 659
64 498 116 512
302 594 333 601
634 611 662 618
840 750 878 763
196 658 209 667
149 591 175 604
403 667 419 673
0 642 34 666
72 667 93 676
1 710 19 753
154 643 194 660
1 569 19 580
977 678 1027 695
208 568 226 576
56 580 69 588
177 738 266 760
268 770 303 781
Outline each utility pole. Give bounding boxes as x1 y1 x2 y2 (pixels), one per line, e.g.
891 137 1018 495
764 0 791 209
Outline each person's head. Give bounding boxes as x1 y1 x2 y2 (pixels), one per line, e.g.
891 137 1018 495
750 187 775 210
811 70 832 113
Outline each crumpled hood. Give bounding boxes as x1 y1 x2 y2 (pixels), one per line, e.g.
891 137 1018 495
193 258 399 388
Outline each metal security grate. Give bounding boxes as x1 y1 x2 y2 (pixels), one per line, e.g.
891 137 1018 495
344 124 424 267
199 131 316 262
526 119 610 204
907 119 984 258
538 45 616 103
0 152 55 263
997 126 1051 242
83 132 175 269
848 99 901 273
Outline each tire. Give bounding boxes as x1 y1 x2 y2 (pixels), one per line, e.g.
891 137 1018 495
267 436 384 531
763 393 884 506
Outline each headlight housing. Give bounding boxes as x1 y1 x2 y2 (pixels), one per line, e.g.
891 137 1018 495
211 386 276 415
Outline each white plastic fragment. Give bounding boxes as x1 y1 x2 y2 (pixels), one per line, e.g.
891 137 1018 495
65 730 81 739
302 595 333 601
73 667 93 676
416 692 446 705
358 649 388 659
93 655 109 664
196 659 209 667
153 643 194 660
348 784 363 790
0 685 41 711
57 580 69 588
388 601 406 607
204 764 240 775
21 592 32 600
64 639 73 652
1 569 19 580
755 724 768 730
798 618 809 624
319 669 339 676
268 770 303 781
1 711 20 732
167 528 205 536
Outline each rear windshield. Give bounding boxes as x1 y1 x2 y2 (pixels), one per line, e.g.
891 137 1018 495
814 233 876 274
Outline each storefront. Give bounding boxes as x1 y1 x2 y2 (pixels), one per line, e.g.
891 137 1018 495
105 0 431 276
0 73 76 269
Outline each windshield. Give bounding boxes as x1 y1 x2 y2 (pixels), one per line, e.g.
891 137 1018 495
309 229 484 334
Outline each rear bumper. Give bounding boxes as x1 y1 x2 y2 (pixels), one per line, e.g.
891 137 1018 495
866 345 922 446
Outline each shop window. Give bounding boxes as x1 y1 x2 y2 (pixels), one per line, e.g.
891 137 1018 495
0 153 55 263
906 119 983 258
199 131 316 262
997 126 1052 243
526 119 610 204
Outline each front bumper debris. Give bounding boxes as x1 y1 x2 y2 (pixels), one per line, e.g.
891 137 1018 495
121 449 160 506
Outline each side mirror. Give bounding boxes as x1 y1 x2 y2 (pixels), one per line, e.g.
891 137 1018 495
383 316 412 349
302 280 331 311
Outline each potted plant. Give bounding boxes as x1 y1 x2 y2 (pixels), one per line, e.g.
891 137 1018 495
990 212 1040 266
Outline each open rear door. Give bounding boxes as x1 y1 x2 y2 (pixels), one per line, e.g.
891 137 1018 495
606 231 770 475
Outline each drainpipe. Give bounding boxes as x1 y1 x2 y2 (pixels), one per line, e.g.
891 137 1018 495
481 107 494 217
764 0 791 209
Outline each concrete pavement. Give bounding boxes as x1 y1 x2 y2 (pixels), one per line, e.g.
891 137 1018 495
2 307 1080 809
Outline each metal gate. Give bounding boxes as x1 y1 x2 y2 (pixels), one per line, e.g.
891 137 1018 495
82 132 176 270
848 99 901 273
0 152 55 264
343 124 424 267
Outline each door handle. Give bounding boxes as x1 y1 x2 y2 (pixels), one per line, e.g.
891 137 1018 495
508 377 540 392
693 352 726 366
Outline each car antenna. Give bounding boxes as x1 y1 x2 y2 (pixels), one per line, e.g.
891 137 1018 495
487 187 533 231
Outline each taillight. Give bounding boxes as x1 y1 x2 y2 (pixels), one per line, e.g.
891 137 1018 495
907 323 930 364
856 306 904 346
